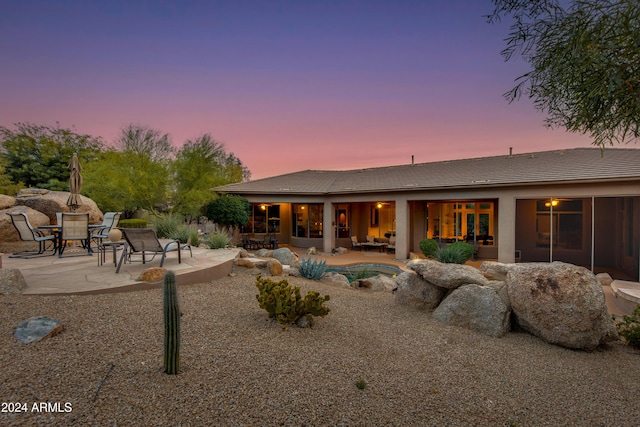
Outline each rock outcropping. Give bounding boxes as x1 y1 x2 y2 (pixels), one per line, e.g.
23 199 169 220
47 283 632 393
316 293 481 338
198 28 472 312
396 259 618 349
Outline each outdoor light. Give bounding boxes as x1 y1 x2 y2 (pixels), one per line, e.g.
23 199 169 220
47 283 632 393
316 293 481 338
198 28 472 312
377 203 383 209
261 204 266 210
545 200 559 207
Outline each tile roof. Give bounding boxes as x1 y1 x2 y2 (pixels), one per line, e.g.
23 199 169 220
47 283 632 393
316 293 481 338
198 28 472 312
214 147 640 195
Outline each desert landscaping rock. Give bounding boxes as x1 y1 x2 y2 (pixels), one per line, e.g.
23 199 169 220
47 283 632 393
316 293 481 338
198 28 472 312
320 271 351 288
433 284 511 338
16 189 102 224
507 262 619 350
267 258 283 276
352 274 396 292
136 267 167 282
14 316 64 344
0 194 15 210
394 271 446 310
0 268 27 295
407 259 489 289
272 247 299 267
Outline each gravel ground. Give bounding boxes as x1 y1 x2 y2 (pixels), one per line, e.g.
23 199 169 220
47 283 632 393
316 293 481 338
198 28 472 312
1 268 639 427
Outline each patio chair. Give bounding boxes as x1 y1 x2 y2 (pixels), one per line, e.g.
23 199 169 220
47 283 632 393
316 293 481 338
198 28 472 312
386 235 396 253
59 212 92 257
116 228 185 273
350 236 363 251
7 212 57 258
91 212 121 247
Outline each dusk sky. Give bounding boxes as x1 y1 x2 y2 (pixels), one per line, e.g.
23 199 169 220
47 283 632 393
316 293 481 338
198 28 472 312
1 0 595 180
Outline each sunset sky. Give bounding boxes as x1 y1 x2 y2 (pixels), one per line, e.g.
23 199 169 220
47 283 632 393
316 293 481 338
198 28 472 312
1 0 595 179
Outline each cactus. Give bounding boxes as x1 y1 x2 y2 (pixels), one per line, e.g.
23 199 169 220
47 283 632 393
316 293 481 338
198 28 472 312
299 256 327 280
163 271 180 374
255 274 330 326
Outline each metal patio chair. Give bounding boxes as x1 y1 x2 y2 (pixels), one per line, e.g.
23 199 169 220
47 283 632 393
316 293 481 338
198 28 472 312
7 212 57 258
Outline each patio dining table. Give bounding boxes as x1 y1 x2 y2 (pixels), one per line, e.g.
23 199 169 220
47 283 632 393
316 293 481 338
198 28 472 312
38 224 102 255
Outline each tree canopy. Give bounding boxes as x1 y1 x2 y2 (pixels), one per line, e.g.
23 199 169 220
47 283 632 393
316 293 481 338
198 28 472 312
487 0 640 148
0 122 104 190
204 194 250 232
172 134 250 218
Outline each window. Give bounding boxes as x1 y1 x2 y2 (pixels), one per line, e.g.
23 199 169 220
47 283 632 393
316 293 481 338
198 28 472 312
247 204 280 234
536 199 583 249
292 204 323 238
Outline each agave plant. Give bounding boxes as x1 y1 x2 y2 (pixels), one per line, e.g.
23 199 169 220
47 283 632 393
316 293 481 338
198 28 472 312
299 256 327 280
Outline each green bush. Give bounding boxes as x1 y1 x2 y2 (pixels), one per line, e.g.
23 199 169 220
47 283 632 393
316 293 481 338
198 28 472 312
615 305 640 348
449 241 475 261
419 239 439 258
436 245 469 264
170 225 191 244
299 256 327 280
153 214 183 239
206 230 231 249
188 230 200 247
255 275 330 326
118 218 147 228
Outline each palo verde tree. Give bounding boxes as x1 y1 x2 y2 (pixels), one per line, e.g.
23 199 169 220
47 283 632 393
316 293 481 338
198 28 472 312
172 134 250 219
487 0 640 148
0 122 104 190
84 124 174 216
204 194 250 234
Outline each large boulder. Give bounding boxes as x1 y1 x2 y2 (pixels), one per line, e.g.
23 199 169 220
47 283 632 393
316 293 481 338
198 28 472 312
0 268 27 295
0 194 15 210
407 259 489 290
321 272 351 288
272 247 299 267
394 271 446 310
433 284 511 338
0 206 52 242
16 189 102 224
507 262 618 350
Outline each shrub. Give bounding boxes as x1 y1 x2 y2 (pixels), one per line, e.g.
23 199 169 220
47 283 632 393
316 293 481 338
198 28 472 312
188 230 200 247
255 275 330 326
449 241 475 261
615 305 640 348
436 245 469 264
299 256 327 280
170 225 191 244
343 266 377 283
118 218 147 228
206 230 231 249
419 239 438 258
153 214 183 239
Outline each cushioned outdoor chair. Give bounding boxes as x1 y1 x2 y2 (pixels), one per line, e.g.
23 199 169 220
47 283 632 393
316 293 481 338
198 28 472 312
59 212 92 257
350 236 363 251
7 212 57 258
116 228 191 273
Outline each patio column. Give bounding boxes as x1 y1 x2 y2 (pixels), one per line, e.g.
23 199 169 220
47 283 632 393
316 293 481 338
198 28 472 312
395 198 410 260
497 196 516 263
322 201 334 252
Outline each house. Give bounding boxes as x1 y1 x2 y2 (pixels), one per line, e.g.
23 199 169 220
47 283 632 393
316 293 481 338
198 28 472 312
214 147 640 280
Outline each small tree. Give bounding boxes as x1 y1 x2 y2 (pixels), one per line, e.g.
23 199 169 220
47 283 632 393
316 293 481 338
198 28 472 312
204 194 250 234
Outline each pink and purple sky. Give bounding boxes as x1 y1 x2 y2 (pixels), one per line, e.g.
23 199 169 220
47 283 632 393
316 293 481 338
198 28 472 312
1 0 595 180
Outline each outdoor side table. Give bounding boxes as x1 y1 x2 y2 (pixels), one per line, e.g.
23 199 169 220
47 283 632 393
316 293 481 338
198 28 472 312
99 241 125 267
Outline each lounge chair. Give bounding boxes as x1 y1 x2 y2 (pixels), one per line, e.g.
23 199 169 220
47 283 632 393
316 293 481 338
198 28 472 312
7 212 57 258
116 228 190 273
351 236 363 251
59 213 92 257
